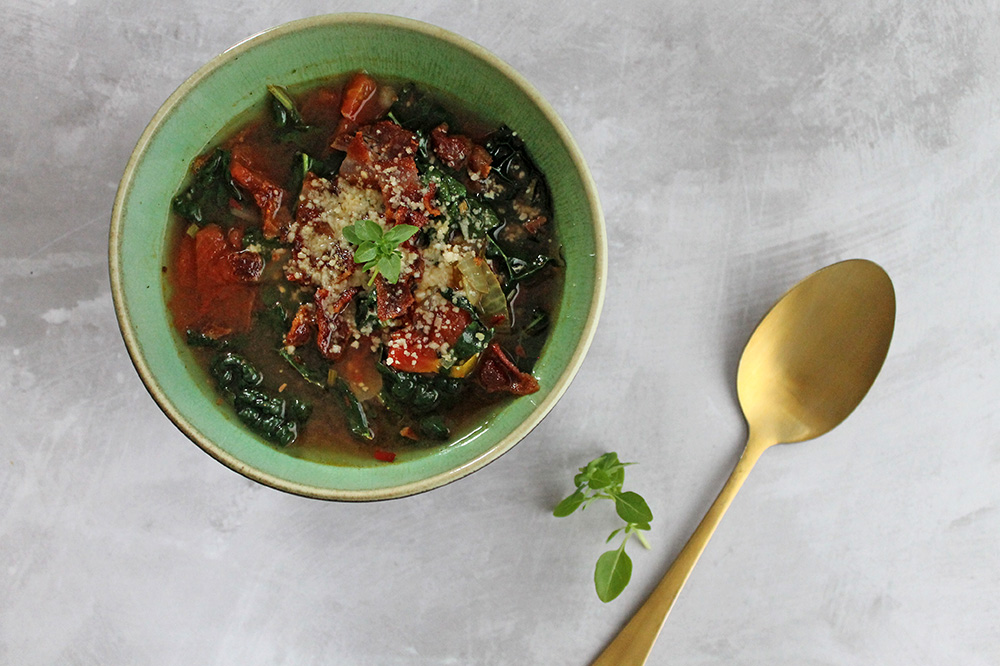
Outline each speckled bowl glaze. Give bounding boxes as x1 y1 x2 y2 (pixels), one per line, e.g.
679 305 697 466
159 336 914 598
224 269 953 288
109 13 606 500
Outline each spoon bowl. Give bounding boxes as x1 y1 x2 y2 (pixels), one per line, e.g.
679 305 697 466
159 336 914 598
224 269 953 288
738 259 896 447
592 259 895 665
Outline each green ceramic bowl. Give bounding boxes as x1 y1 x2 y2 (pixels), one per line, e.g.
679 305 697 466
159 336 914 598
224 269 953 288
109 13 605 500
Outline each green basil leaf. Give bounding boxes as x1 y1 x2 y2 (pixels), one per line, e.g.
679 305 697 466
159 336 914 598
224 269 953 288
342 225 362 246
379 255 401 283
588 468 614 490
553 490 586 517
595 548 632 603
614 491 653 524
383 223 420 245
356 219 383 242
594 452 621 471
354 244 378 263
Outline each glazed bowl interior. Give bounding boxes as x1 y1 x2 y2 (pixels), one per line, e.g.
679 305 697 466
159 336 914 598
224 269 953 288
110 13 605 500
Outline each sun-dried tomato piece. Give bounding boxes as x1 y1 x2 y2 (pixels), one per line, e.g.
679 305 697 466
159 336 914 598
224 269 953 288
169 224 261 337
341 72 379 123
314 287 361 360
468 144 493 179
431 124 473 170
337 122 430 221
523 215 548 236
227 250 264 283
375 273 416 322
229 160 291 239
284 303 317 347
431 124 492 178
476 342 540 395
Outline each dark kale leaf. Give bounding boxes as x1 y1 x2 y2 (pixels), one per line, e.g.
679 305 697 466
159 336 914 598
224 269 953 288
388 83 454 133
486 232 553 289
354 289 388 332
377 362 464 416
172 149 243 225
512 306 550 373
332 377 374 441
185 329 232 349
209 352 310 447
422 164 499 240
278 347 328 389
483 125 551 211
417 415 450 440
451 319 493 362
267 84 311 132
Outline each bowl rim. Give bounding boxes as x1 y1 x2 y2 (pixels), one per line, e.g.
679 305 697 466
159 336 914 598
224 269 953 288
109 12 607 501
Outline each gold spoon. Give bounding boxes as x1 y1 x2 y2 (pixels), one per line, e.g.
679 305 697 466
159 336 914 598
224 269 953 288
591 258 895 666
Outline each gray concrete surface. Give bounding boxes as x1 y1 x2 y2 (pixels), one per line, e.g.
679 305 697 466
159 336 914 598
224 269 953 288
3 1 998 664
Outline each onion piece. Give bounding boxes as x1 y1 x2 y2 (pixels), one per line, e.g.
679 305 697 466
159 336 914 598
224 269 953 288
456 256 509 326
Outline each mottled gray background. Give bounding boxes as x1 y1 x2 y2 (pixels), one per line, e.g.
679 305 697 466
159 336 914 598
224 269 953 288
3 1 999 664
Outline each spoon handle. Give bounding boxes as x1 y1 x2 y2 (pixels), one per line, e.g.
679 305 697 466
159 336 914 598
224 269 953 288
590 436 769 666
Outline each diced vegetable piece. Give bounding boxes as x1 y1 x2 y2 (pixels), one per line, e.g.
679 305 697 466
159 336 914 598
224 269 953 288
385 301 472 373
456 256 509 325
449 353 479 378
338 343 383 401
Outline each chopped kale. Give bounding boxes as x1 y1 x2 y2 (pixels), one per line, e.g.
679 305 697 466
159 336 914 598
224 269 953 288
377 362 464 416
417 415 450 441
423 164 499 240
451 319 493 362
484 125 551 211
209 352 310 447
241 226 284 254
354 289 387 332
332 378 374 441
486 232 553 288
172 149 243 225
185 329 230 349
278 347 328 389
388 83 454 133
513 307 551 372
267 84 310 132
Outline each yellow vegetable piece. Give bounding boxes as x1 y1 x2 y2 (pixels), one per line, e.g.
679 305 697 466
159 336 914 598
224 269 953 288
450 353 480 378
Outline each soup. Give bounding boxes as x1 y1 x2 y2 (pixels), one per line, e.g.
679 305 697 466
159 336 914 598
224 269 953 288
165 72 561 464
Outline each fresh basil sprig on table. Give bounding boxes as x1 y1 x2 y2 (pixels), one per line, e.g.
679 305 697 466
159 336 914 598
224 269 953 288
342 220 419 285
554 452 654 602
